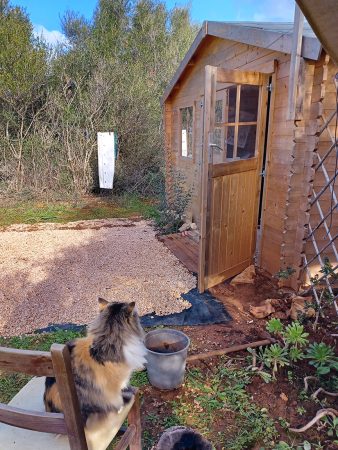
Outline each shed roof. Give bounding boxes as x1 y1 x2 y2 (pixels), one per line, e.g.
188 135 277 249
162 20 321 104
296 0 338 65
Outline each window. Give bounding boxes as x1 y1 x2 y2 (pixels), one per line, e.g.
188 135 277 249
180 106 193 158
212 85 260 162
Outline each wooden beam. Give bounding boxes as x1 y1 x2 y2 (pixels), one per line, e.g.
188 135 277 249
0 347 54 376
217 68 266 85
127 391 142 450
198 65 217 293
161 23 207 105
187 339 274 362
287 5 304 120
0 404 67 434
207 21 321 61
114 426 136 450
212 157 258 178
296 0 338 65
51 344 88 450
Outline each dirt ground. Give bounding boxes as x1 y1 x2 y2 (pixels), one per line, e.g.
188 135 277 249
0 219 195 336
140 273 338 449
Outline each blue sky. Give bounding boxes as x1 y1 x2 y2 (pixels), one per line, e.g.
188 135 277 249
14 0 296 45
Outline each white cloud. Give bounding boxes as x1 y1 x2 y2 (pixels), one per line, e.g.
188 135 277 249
33 24 68 47
237 0 295 22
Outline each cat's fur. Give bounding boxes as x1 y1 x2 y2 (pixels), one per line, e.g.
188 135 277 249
44 298 146 450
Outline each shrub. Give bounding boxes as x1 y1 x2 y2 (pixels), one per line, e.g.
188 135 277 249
306 342 338 375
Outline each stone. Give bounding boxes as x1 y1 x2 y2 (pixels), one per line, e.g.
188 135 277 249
179 222 191 232
249 299 275 319
271 311 289 320
190 222 197 230
230 265 256 285
306 307 316 318
289 295 313 320
280 392 288 402
278 287 297 297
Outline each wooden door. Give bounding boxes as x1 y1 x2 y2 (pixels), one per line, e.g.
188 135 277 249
198 66 269 292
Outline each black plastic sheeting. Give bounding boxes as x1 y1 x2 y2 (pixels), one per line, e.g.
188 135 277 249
35 288 231 334
141 288 231 327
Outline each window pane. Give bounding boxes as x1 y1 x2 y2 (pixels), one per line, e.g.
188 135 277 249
237 125 257 159
224 86 237 123
224 126 235 159
212 127 222 150
239 85 259 122
215 99 223 123
181 106 193 158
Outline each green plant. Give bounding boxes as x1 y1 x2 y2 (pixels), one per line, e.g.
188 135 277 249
275 267 296 280
171 364 277 449
296 406 306 416
306 342 338 375
261 344 289 379
266 318 284 334
154 169 192 234
289 346 305 362
278 417 290 429
283 322 309 349
287 370 295 383
310 258 337 330
130 370 149 387
273 441 323 450
325 416 338 439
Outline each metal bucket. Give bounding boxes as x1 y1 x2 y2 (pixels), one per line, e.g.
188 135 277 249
145 329 190 390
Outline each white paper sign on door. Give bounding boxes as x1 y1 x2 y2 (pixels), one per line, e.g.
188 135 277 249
181 129 187 157
97 132 115 189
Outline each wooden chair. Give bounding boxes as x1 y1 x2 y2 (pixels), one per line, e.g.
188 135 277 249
0 344 142 450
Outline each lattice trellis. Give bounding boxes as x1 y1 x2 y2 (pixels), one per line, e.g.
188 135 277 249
303 79 338 314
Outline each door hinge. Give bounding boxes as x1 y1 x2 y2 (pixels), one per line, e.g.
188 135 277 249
260 169 266 177
266 83 272 92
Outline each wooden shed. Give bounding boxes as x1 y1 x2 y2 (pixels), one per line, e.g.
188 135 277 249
162 20 338 297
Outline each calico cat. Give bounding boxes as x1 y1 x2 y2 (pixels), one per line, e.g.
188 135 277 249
44 298 147 450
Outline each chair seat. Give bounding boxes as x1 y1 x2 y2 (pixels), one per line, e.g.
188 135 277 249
0 377 135 450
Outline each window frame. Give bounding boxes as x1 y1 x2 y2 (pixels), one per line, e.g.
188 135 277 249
179 104 195 161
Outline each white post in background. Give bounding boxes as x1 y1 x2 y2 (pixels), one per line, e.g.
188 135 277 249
97 132 115 189
287 4 304 120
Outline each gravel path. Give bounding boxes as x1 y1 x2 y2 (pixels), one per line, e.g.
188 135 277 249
0 219 196 336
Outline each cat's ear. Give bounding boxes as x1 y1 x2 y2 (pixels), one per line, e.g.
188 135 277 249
98 297 109 311
125 301 135 314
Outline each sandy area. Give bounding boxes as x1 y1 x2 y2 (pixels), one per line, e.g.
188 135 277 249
0 219 196 336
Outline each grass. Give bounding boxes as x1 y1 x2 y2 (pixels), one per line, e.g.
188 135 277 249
142 361 278 450
172 364 277 449
0 329 84 403
1 331 327 449
0 328 149 404
0 194 158 227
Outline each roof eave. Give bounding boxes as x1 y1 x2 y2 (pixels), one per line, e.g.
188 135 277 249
161 20 322 105
207 21 321 60
161 21 208 105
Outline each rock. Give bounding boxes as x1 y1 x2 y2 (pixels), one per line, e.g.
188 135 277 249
289 295 313 320
280 392 288 402
230 265 256 285
306 307 316 318
190 222 197 230
249 299 275 319
179 222 191 232
278 287 297 297
271 311 289 320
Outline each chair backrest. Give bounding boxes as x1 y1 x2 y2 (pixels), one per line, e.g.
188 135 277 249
0 343 88 450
